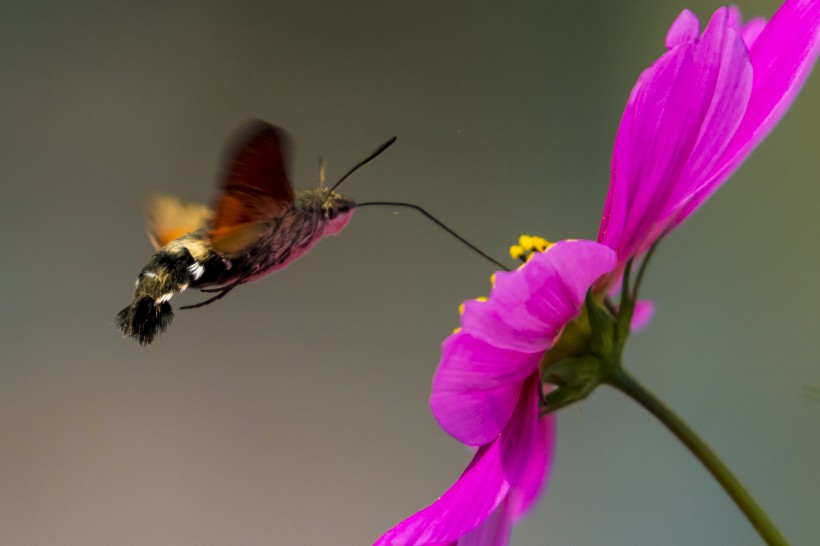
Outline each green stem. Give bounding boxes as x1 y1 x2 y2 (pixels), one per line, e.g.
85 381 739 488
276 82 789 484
632 240 661 302
607 367 789 546
616 260 633 343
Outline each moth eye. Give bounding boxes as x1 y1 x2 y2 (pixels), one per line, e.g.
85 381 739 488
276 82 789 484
327 208 337 219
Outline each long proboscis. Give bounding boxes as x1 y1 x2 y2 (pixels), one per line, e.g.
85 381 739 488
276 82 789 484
328 136 397 194
354 201 511 272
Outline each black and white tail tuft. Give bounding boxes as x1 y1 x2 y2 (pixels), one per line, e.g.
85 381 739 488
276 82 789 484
115 297 174 346
115 247 197 345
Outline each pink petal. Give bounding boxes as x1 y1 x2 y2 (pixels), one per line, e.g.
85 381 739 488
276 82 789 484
431 333 540 446
668 11 753 211
459 297 552 354
600 42 697 257
460 381 548 544
506 382 555 521
433 241 615 445
522 242 617 321
630 299 655 332
372 440 510 546
627 9 751 252
600 9 754 263
666 9 700 49
461 242 615 353
726 5 744 33
457 497 513 546
677 0 820 225
376 378 544 546
498 376 542 487
741 17 767 48
724 5 766 48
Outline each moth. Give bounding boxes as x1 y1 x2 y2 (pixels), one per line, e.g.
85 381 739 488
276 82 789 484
116 121 394 345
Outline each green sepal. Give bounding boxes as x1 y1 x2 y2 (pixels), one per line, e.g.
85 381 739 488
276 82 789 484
585 290 615 358
541 355 602 413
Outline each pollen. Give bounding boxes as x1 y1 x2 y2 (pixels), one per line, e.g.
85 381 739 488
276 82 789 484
510 245 525 260
532 236 550 252
511 234 553 263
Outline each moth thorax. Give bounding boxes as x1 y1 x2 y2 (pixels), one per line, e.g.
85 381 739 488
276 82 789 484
294 188 356 235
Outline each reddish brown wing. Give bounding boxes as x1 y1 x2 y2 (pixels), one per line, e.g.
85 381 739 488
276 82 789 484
209 121 295 255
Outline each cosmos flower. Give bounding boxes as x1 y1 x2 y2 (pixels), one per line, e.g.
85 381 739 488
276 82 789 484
374 241 616 545
376 2 820 544
598 1 820 280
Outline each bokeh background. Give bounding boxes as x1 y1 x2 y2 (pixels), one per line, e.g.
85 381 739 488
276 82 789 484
1 0 818 544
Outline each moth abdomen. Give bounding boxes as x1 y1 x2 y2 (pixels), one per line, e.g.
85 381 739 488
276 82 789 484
115 243 202 345
115 296 174 346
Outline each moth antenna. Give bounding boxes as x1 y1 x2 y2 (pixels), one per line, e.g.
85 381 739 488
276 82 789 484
354 201 511 272
318 156 326 189
328 136 397 194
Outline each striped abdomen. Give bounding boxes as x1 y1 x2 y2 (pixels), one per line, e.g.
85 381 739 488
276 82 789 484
115 234 215 345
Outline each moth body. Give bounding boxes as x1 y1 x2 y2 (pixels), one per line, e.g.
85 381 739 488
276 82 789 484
115 121 366 345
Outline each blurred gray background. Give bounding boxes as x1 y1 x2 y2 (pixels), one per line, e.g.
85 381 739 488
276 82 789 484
1 0 818 544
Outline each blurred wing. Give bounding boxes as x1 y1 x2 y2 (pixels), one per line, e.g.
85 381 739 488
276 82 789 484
146 194 213 250
208 121 295 255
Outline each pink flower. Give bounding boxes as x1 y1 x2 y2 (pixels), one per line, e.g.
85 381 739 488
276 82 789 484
374 241 616 545
598 1 820 275
376 2 820 544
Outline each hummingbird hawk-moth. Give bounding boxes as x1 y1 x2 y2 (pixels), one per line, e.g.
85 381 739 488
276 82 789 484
115 121 395 345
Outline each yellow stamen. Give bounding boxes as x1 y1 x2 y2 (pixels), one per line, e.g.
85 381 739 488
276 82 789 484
518 235 534 251
512 233 554 262
509 245 525 260
532 236 551 251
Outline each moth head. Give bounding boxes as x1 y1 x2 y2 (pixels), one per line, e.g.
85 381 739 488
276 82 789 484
321 191 356 235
